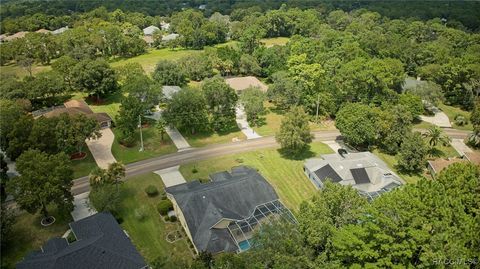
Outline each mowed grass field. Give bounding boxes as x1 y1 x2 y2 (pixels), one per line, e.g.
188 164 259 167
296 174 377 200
179 142 333 211
117 173 193 265
260 37 290 47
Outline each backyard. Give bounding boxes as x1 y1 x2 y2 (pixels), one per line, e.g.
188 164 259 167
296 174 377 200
117 173 193 265
179 142 334 211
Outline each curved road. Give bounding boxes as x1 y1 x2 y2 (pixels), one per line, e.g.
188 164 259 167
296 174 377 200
71 127 470 195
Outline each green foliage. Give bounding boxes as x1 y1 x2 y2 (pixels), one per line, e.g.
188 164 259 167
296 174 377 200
422 126 451 147
163 88 209 134
201 76 238 132
7 150 73 218
454 114 468 126
397 131 428 173
471 103 480 130
120 64 161 109
157 200 173 216
55 113 101 154
153 60 188 86
178 54 213 81
407 81 444 107
72 58 118 98
335 103 377 148
398 93 424 119
267 71 301 110
145 185 159 197
377 105 413 154
240 87 265 126
88 183 120 212
155 118 167 141
276 106 313 155
116 96 145 142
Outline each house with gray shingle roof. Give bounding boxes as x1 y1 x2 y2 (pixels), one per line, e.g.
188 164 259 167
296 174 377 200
304 152 404 200
16 212 147 269
166 166 296 254
143 25 160 36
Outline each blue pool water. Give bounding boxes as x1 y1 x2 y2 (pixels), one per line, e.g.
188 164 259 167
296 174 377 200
238 240 251 251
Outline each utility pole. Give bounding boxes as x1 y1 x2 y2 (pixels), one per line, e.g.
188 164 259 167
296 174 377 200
138 115 144 152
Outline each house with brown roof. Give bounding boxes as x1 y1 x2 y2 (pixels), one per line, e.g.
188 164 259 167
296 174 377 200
3 31 28 42
35 29 51 34
34 100 112 128
427 158 467 178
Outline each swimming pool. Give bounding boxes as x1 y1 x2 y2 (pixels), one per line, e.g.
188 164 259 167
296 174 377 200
238 240 251 251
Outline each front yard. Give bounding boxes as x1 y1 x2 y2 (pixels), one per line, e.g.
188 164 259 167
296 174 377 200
181 128 246 147
117 173 193 265
438 103 473 131
179 142 333 211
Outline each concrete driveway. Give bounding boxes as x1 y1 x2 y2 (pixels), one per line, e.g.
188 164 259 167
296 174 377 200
154 165 186 187
451 138 473 156
86 128 117 169
71 192 97 221
420 107 451 128
236 105 262 139
146 108 192 151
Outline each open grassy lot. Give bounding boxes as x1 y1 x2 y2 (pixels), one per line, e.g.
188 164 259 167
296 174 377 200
71 146 97 178
111 126 177 164
253 103 337 136
181 128 246 148
261 37 290 47
438 103 473 131
83 91 123 119
110 48 201 74
0 62 51 78
117 173 193 264
179 142 333 211
1 206 71 269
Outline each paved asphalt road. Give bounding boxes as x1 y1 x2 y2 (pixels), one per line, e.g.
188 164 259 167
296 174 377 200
71 127 470 195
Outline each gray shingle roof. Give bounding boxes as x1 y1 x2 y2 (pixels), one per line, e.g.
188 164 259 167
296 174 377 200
16 212 147 269
166 166 279 253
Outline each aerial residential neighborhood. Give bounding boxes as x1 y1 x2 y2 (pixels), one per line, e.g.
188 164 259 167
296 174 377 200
0 1 479 268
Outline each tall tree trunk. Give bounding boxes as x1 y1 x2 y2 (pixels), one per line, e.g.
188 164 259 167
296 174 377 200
41 203 49 218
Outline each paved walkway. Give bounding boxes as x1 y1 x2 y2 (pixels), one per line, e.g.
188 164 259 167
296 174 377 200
86 128 117 169
146 109 192 151
154 165 186 187
71 192 97 221
451 138 473 156
236 105 262 139
420 107 451 128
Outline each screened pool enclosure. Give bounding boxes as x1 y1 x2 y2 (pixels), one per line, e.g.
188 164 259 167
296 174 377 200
226 199 297 252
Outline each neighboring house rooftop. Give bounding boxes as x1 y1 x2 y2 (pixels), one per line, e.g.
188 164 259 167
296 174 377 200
166 166 295 253
143 25 160 36
162 33 179 41
34 100 112 127
36 29 51 34
4 31 28 41
402 76 426 91
304 152 404 200
464 151 480 165
52 26 69 35
225 76 268 92
142 35 154 44
428 158 466 177
17 212 147 269
160 22 170 31
162 86 182 99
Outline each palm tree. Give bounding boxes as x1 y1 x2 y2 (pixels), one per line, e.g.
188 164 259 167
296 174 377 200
423 126 451 147
156 118 167 141
107 162 125 192
89 167 108 186
467 130 480 148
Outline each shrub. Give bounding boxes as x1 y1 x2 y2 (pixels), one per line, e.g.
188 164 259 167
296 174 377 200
119 135 136 147
134 206 148 221
157 200 173 216
191 166 198 173
164 216 170 221
454 114 468 126
169 216 177 222
144 185 159 197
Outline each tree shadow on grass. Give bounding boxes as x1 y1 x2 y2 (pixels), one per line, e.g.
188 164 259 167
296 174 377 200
277 146 316 161
427 147 446 158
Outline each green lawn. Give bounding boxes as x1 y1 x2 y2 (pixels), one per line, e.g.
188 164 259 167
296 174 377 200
0 62 51 78
372 150 425 184
261 37 290 47
438 103 473 131
117 173 193 264
110 48 201 74
181 129 246 148
71 146 98 178
179 142 333 211
1 206 71 269
85 92 124 119
253 103 336 136
111 126 177 164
